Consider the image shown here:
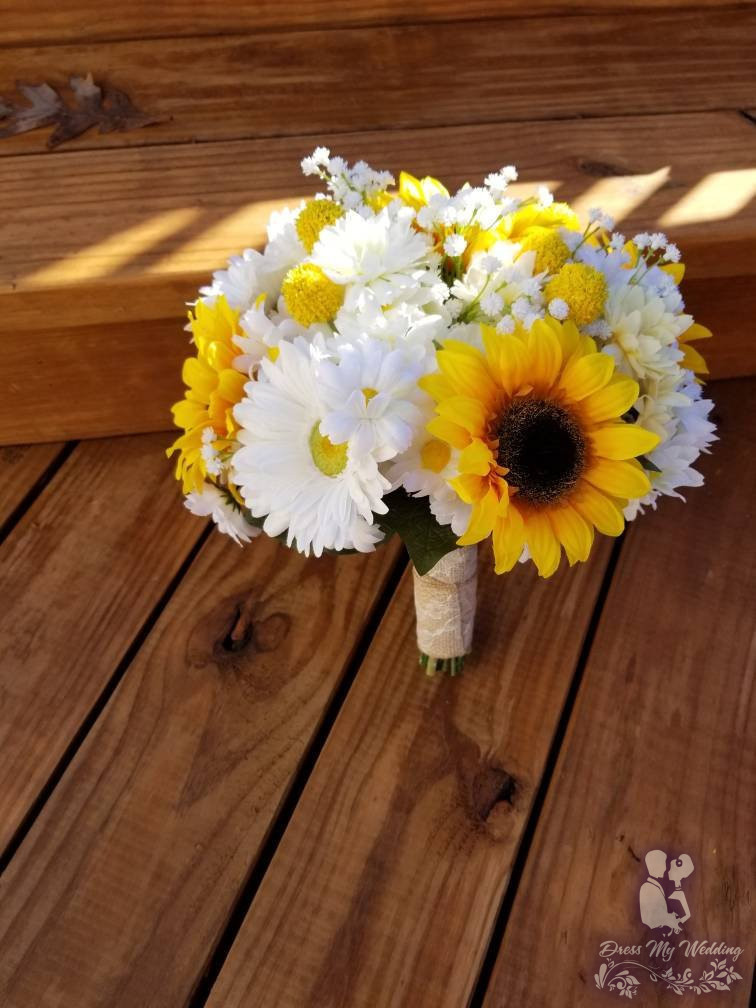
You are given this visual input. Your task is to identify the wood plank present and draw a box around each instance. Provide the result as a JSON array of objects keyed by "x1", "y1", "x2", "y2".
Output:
[
  {"x1": 0, "y1": 534, "x2": 402, "y2": 1007},
  {"x1": 1, "y1": 110, "x2": 752, "y2": 443},
  {"x1": 0, "y1": 432, "x2": 202, "y2": 855},
  {"x1": 0, "y1": 8, "x2": 755, "y2": 156},
  {"x1": 202, "y1": 541, "x2": 614, "y2": 1008},
  {"x1": 481, "y1": 378, "x2": 756, "y2": 1006},
  {"x1": 0, "y1": 442, "x2": 65, "y2": 527},
  {"x1": 2, "y1": 1, "x2": 750, "y2": 47}
]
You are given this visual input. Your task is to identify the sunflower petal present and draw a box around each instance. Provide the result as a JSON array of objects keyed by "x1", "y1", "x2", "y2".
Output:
[
  {"x1": 571, "y1": 482, "x2": 625, "y2": 537},
  {"x1": 458, "y1": 438, "x2": 493, "y2": 476},
  {"x1": 581, "y1": 378, "x2": 639, "y2": 423},
  {"x1": 526, "y1": 320, "x2": 562, "y2": 390},
  {"x1": 680, "y1": 342, "x2": 709, "y2": 375},
  {"x1": 426, "y1": 417, "x2": 470, "y2": 449},
  {"x1": 438, "y1": 347, "x2": 498, "y2": 403},
  {"x1": 437, "y1": 396, "x2": 489, "y2": 436},
  {"x1": 419, "y1": 372, "x2": 455, "y2": 402},
  {"x1": 492, "y1": 507, "x2": 526, "y2": 574},
  {"x1": 558, "y1": 352, "x2": 614, "y2": 401},
  {"x1": 548, "y1": 504, "x2": 593, "y2": 565},
  {"x1": 591, "y1": 424, "x2": 660, "y2": 460},
  {"x1": 585, "y1": 458, "x2": 651, "y2": 499},
  {"x1": 457, "y1": 488, "x2": 498, "y2": 544},
  {"x1": 525, "y1": 510, "x2": 561, "y2": 577},
  {"x1": 450, "y1": 473, "x2": 488, "y2": 504}
]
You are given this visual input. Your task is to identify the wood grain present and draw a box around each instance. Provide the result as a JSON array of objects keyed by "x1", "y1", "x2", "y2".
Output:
[
  {"x1": 0, "y1": 532, "x2": 402, "y2": 1007},
  {"x1": 2, "y1": 1, "x2": 750, "y2": 46},
  {"x1": 481, "y1": 378, "x2": 756, "y2": 1006},
  {"x1": 0, "y1": 432, "x2": 202, "y2": 854},
  {"x1": 202, "y1": 540, "x2": 613, "y2": 1008},
  {"x1": 1, "y1": 111, "x2": 751, "y2": 444},
  {"x1": 0, "y1": 442, "x2": 64, "y2": 526},
  {"x1": 0, "y1": 8, "x2": 754, "y2": 156}
]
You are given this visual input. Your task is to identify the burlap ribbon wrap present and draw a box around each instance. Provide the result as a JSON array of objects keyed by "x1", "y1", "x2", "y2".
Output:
[{"x1": 412, "y1": 545, "x2": 478, "y2": 661}]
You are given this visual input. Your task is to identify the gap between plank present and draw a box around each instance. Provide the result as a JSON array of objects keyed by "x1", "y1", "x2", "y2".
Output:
[
  {"x1": 0, "y1": 442, "x2": 77, "y2": 546},
  {"x1": 467, "y1": 532, "x2": 626, "y2": 1008},
  {"x1": 0, "y1": 520, "x2": 214, "y2": 874},
  {"x1": 187, "y1": 546, "x2": 409, "y2": 1008}
]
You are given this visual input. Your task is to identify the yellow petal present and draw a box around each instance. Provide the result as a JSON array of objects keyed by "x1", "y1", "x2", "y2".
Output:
[
  {"x1": 571, "y1": 482, "x2": 625, "y2": 537},
  {"x1": 492, "y1": 507, "x2": 525, "y2": 574},
  {"x1": 426, "y1": 416, "x2": 470, "y2": 450},
  {"x1": 182, "y1": 356, "x2": 215, "y2": 398},
  {"x1": 680, "y1": 343, "x2": 709, "y2": 375},
  {"x1": 581, "y1": 378, "x2": 639, "y2": 423},
  {"x1": 548, "y1": 504, "x2": 593, "y2": 565},
  {"x1": 437, "y1": 396, "x2": 489, "y2": 436},
  {"x1": 585, "y1": 458, "x2": 651, "y2": 499},
  {"x1": 450, "y1": 473, "x2": 488, "y2": 504},
  {"x1": 216, "y1": 368, "x2": 246, "y2": 404},
  {"x1": 419, "y1": 372, "x2": 455, "y2": 402},
  {"x1": 661, "y1": 262, "x2": 685, "y2": 284},
  {"x1": 457, "y1": 488, "x2": 498, "y2": 545},
  {"x1": 171, "y1": 399, "x2": 206, "y2": 430},
  {"x1": 681, "y1": 322, "x2": 713, "y2": 343},
  {"x1": 525, "y1": 510, "x2": 561, "y2": 577},
  {"x1": 526, "y1": 320, "x2": 562, "y2": 390},
  {"x1": 590, "y1": 424, "x2": 660, "y2": 460},
  {"x1": 482, "y1": 327, "x2": 527, "y2": 395},
  {"x1": 438, "y1": 348, "x2": 498, "y2": 403},
  {"x1": 459, "y1": 438, "x2": 493, "y2": 476},
  {"x1": 558, "y1": 352, "x2": 614, "y2": 401}
]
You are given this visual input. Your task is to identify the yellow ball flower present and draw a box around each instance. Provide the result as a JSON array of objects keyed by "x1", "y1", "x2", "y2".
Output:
[
  {"x1": 519, "y1": 226, "x2": 571, "y2": 275},
  {"x1": 282, "y1": 263, "x2": 345, "y2": 327},
  {"x1": 295, "y1": 199, "x2": 343, "y2": 253},
  {"x1": 544, "y1": 263, "x2": 608, "y2": 327}
]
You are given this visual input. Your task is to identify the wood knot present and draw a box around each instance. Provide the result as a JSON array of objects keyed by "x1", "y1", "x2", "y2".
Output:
[
  {"x1": 218, "y1": 604, "x2": 291, "y2": 655},
  {"x1": 577, "y1": 157, "x2": 627, "y2": 178},
  {"x1": 471, "y1": 766, "x2": 518, "y2": 821}
]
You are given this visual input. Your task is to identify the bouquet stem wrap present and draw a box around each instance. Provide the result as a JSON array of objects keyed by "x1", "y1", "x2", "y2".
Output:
[{"x1": 413, "y1": 545, "x2": 477, "y2": 674}]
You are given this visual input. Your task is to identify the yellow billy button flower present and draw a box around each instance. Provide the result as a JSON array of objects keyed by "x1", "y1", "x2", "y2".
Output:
[
  {"x1": 419, "y1": 318, "x2": 660, "y2": 578},
  {"x1": 309, "y1": 424, "x2": 348, "y2": 476},
  {"x1": 167, "y1": 295, "x2": 247, "y2": 493},
  {"x1": 518, "y1": 226, "x2": 571, "y2": 275},
  {"x1": 295, "y1": 198, "x2": 343, "y2": 253},
  {"x1": 282, "y1": 262, "x2": 344, "y2": 327},
  {"x1": 544, "y1": 262, "x2": 608, "y2": 327}
]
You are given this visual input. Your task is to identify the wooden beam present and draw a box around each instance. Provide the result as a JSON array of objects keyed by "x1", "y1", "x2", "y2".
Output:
[
  {"x1": 0, "y1": 9, "x2": 754, "y2": 155},
  {"x1": 1, "y1": 2, "x2": 752, "y2": 48},
  {"x1": 0, "y1": 531, "x2": 402, "y2": 1006},
  {"x1": 0, "y1": 442, "x2": 65, "y2": 526},
  {"x1": 202, "y1": 542, "x2": 613, "y2": 1008},
  {"x1": 0, "y1": 432, "x2": 203, "y2": 855},
  {"x1": 480, "y1": 378, "x2": 756, "y2": 1006},
  {"x1": 1, "y1": 111, "x2": 752, "y2": 443}
]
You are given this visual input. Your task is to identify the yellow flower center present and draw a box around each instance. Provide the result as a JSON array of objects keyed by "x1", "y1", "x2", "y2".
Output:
[
  {"x1": 266, "y1": 345, "x2": 280, "y2": 362},
  {"x1": 309, "y1": 424, "x2": 348, "y2": 477},
  {"x1": 295, "y1": 199, "x2": 344, "y2": 253},
  {"x1": 362, "y1": 387, "x2": 378, "y2": 401},
  {"x1": 420, "y1": 438, "x2": 451, "y2": 473},
  {"x1": 544, "y1": 263, "x2": 607, "y2": 327},
  {"x1": 519, "y1": 227, "x2": 571, "y2": 275},
  {"x1": 282, "y1": 263, "x2": 345, "y2": 328}
]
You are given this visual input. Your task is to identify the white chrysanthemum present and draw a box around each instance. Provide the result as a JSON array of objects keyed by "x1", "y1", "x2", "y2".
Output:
[
  {"x1": 199, "y1": 248, "x2": 270, "y2": 311},
  {"x1": 333, "y1": 298, "x2": 448, "y2": 360},
  {"x1": 233, "y1": 294, "x2": 302, "y2": 375},
  {"x1": 232, "y1": 341, "x2": 388, "y2": 556},
  {"x1": 185, "y1": 484, "x2": 260, "y2": 545},
  {"x1": 624, "y1": 373, "x2": 716, "y2": 519},
  {"x1": 603, "y1": 282, "x2": 691, "y2": 380},
  {"x1": 311, "y1": 206, "x2": 436, "y2": 309},
  {"x1": 387, "y1": 436, "x2": 471, "y2": 536},
  {"x1": 318, "y1": 339, "x2": 429, "y2": 462},
  {"x1": 264, "y1": 205, "x2": 306, "y2": 275}
]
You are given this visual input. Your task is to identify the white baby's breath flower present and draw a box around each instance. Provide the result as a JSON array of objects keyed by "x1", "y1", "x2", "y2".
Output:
[
  {"x1": 443, "y1": 234, "x2": 467, "y2": 257},
  {"x1": 548, "y1": 297, "x2": 569, "y2": 320}
]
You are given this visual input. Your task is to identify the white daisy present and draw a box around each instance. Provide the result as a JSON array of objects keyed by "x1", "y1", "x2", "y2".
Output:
[
  {"x1": 232, "y1": 341, "x2": 388, "y2": 556},
  {"x1": 311, "y1": 206, "x2": 437, "y2": 310},
  {"x1": 199, "y1": 248, "x2": 269, "y2": 311},
  {"x1": 185, "y1": 484, "x2": 260, "y2": 545},
  {"x1": 318, "y1": 339, "x2": 429, "y2": 462},
  {"x1": 233, "y1": 294, "x2": 302, "y2": 375}
]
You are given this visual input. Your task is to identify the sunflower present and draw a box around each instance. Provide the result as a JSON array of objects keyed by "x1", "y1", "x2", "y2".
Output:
[
  {"x1": 167, "y1": 295, "x2": 247, "y2": 493},
  {"x1": 420, "y1": 318, "x2": 660, "y2": 576}
]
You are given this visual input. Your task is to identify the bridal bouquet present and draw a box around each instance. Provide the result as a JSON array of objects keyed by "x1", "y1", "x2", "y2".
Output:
[{"x1": 168, "y1": 149, "x2": 715, "y2": 674}]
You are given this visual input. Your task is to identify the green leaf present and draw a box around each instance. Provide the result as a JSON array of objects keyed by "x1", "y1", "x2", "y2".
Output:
[
  {"x1": 378, "y1": 488, "x2": 459, "y2": 576},
  {"x1": 639, "y1": 454, "x2": 662, "y2": 473}
]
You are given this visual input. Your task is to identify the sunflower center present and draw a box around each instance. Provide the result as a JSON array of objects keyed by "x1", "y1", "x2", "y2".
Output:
[
  {"x1": 496, "y1": 399, "x2": 585, "y2": 504},
  {"x1": 309, "y1": 424, "x2": 348, "y2": 477}
]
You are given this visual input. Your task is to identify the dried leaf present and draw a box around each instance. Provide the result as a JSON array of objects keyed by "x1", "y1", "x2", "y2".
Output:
[{"x1": 0, "y1": 73, "x2": 165, "y2": 148}]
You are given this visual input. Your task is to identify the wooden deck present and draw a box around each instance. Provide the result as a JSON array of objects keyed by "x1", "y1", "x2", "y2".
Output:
[{"x1": 1, "y1": 2, "x2": 755, "y2": 1005}]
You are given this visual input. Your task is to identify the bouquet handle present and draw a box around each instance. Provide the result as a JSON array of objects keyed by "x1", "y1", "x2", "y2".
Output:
[{"x1": 413, "y1": 545, "x2": 478, "y2": 675}]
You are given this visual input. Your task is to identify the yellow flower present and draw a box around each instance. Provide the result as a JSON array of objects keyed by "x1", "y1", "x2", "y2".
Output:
[
  {"x1": 502, "y1": 201, "x2": 580, "y2": 242},
  {"x1": 519, "y1": 226, "x2": 572, "y2": 274},
  {"x1": 295, "y1": 198, "x2": 343, "y2": 253},
  {"x1": 420, "y1": 318, "x2": 660, "y2": 577},
  {"x1": 544, "y1": 263, "x2": 608, "y2": 326},
  {"x1": 167, "y1": 296, "x2": 247, "y2": 493},
  {"x1": 397, "y1": 170, "x2": 450, "y2": 210},
  {"x1": 678, "y1": 321, "x2": 712, "y2": 375},
  {"x1": 281, "y1": 262, "x2": 344, "y2": 327}
]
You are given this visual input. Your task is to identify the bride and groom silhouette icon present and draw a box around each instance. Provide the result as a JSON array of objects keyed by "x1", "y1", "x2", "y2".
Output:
[{"x1": 639, "y1": 850, "x2": 694, "y2": 936}]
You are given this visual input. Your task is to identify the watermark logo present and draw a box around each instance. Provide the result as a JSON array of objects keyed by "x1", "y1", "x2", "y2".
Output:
[{"x1": 594, "y1": 849, "x2": 744, "y2": 997}]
